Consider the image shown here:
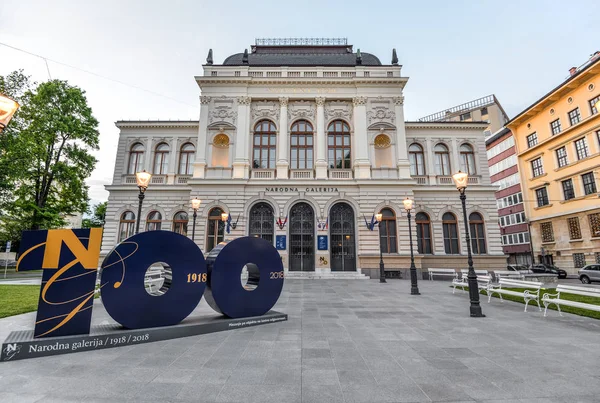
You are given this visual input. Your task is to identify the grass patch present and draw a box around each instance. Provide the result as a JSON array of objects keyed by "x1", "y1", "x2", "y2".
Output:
[
  {"x1": 0, "y1": 285, "x2": 40, "y2": 318},
  {"x1": 455, "y1": 286, "x2": 600, "y2": 320}
]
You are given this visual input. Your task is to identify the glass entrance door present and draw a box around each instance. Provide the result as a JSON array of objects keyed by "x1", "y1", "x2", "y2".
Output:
[
  {"x1": 330, "y1": 202, "x2": 356, "y2": 271},
  {"x1": 289, "y1": 202, "x2": 315, "y2": 272}
]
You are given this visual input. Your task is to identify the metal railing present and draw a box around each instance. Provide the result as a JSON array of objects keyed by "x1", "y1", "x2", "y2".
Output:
[
  {"x1": 255, "y1": 38, "x2": 347, "y2": 46},
  {"x1": 418, "y1": 95, "x2": 496, "y2": 122}
]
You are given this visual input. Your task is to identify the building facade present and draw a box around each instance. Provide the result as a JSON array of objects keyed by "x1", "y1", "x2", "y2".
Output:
[
  {"x1": 417, "y1": 95, "x2": 509, "y2": 138},
  {"x1": 507, "y1": 52, "x2": 600, "y2": 274},
  {"x1": 102, "y1": 39, "x2": 505, "y2": 278},
  {"x1": 486, "y1": 128, "x2": 532, "y2": 265}
]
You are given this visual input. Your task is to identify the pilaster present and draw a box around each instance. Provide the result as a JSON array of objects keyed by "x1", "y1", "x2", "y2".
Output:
[
  {"x1": 393, "y1": 96, "x2": 411, "y2": 178},
  {"x1": 352, "y1": 96, "x2": 371, "y2": 179},
  {"x1": 193, "y1": 96, "x2": 211, "y2": 178},
  {"x1": 276, "y1": 97, "x2": 289, "y2": 179},
  {"x1": 315, "y1": 97, "x2": 327, "y2": 179},
  {"x1": 233, "y1": 96, "x2": 251, "y2": 179}
]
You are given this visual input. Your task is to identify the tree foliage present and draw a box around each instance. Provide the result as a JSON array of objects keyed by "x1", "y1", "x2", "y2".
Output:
[
  {"x1": 0, "y1": 72, "x2": 99, "y2": 241},
  {"x1": 82, "y1": 201, "x2": 107, "y2": 228}
]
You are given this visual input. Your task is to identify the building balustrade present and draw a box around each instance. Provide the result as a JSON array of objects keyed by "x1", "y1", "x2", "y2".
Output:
[
  {"x1": 412, "y1": 176, "x2": 428, "y2": 185},
  {"x1": 176, "y1": 175, "x2": 191, "y2": 184},
  {"x1": 290, "y1": 170, "x2": 314, "y2": 179},
  {"x1": 437, "y1": 176, "x2": 454, "y2": 185},
  {"x1": 251, "y1": 169, "x2": 276, "y2": 179},
  {"x1": 151, "y1": 175, "x2": 166, "y2": 184},
  {"x1": 329, "y1": 169, "x2": 353, "y2": 179}
]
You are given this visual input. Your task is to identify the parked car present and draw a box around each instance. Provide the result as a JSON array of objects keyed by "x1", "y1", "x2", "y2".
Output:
[
  {"x1": 531, "y1": 264, "x2": 567, "y2": 279},
  {"x1": 579, "y1": 264, "x2": 600, "y2": 284},
  {"x1": 507, "y1": 264, "x2": 532, "y2": 273}
]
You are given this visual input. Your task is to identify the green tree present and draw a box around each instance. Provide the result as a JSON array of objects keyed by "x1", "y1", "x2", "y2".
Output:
[
  {"x1": 82, "y1": 201, "x2": 107, "y2": 228},
  {"x1": 0, "y1": 75, "x2": 99, "y2": 239}
]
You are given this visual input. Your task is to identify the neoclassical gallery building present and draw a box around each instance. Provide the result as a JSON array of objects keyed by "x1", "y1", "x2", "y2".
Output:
[{"x1": 102, "y1": 38, "x2": 505, "y2": 278}]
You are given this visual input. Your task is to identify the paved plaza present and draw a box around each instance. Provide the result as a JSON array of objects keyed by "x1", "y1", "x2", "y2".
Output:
[{"x1": 1, "y1": 279, "x2": 600, "y2": 403}]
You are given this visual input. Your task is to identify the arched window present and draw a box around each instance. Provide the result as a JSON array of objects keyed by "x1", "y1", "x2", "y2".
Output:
[
  {"x1": 415, "y1": 212, "x2": 432, "y2": 254},
  {"x1": 128, "y1": 143, "x2": 145, "y2": 174},
  {"x1": 327, "y1": 120, "x2": 351, "y2": 169},
  {"x1": 378, "y1": 208, "x2": 397, "y2": 253},
  {"x1": 253, "y1": 120, "x2": 277, "y2": 169},
  {"x1": 290, "y1": 120, "x2": 314, "y2": 169},
  {"x1": 249, "y1": 202, "x2": 274, "y2": 243},
  {"x1": 118, "y1": 211, "x2": 135, "y2": 242},
  {"x1": 460, "y1": 144, "x2": 476, "y2": 175},
  {"x1": 409, "y1": 143, "x2": 425, "y2": 176},
  {"x1": 211, "y1": 134, "x2": 230, "y2": 167},
  {"x1": 434, "y1": 144, "x2": 451, "y2": 176},
  {"x1": 153, "y1": 143, "x2": 169, "y2": 174},
  {"x1": 179, "y1": 143, "x2": 195, "y2": 175},
  {"x1": 206, "y1": 207, "x2": 225, "y2": 251},
  {"x1": 442, "y1": 212, "x2": 459, "y2": 254},
  {"x1": 146, "y1": 211, "x2": 162, "y2": 231},
  {"x1": 469, "y1": 212, "x2": 486, "y2": 254},
  {"x1": 172, "y1": 211, "x2": 188, "y2": 236}
]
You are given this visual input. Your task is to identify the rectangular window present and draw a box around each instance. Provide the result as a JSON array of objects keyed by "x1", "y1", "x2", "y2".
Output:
[
  {"x1": 574, "y1": 137, "x2": 589, "y2": 160},
  {"x1": 487, "y1": 136, "x2": 515, "y2": 160},
  {"x1": 556, "y1": 146, "x2": 568, "y2": 168},
  {"x1": 527, "y1": 133, "x2": 538, "y2": 148},
  {"x1": 590, "y1": 95, "x2": 600, "y2": 115},
  {"x1": 568, "y1": 107, "x2": 581, "y2": 126},
  {"x1": 541, "y1": 222, "x2": 554, "y2": 242},
  {"x1": 568, "y1": 217, "x2": 582, "y2": 240},
  {"x1": 589, "y1": 213, "x2": 600, "y2": 237},
  {"x1": 531, "y1": 157, "x2": 544, "y2": 177},
  {"x1": 582, "y1": 172, "x2": 597, "y2": 195},
  {"x1": 550, "y1": 119, "x2": 562, "y2": 135},
  {"x1": 460, "y1": 112, "x2": 471, "y2": 121},
  {"x1": 536, "y1": 187, "x2": 549, "y2": 207},
  {"x1": 573, "y1": 253, "x2": 586, "y2": 269},
  {"x1": 562, "y1": 179, "x2": 575, "y2": 200},
  {"x1": 596, "y1": 252, "x2": 600, "y2": 264}
]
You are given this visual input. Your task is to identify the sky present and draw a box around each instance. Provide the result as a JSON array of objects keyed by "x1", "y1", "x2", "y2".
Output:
[{"x1": 1, "y1": 0, "x2": 599, "y2": 206}]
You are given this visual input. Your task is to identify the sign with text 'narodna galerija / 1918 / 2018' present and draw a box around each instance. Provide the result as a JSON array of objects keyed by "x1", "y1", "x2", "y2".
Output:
[{"x1": 16, "y1": 228, "x2": 285, "y2": 338}]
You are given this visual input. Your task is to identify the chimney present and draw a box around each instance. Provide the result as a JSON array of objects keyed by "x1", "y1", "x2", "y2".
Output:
[{"x1": 569, "y1": 67, "x2": 577, "y2": 76}]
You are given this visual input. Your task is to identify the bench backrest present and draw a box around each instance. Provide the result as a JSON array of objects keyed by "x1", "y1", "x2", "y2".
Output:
[
  {"x1": 477, "y1": 275, "x2": 492, "y2": 283},
  {"x1": 428, "y1": 268, "x2": 456, "y2": 273},
  {"x1": 494, "y1": 270, "x2": 523, "y2": 277},
  {"x1": 498, "y1": 278, "x2": 542, "y2": 289},
  {"x1": 460, "y1": 269, "x2": 489, "y2": 275},
  {"x1": 556, "y1": 284, "x2": 600, "y2": 298}
]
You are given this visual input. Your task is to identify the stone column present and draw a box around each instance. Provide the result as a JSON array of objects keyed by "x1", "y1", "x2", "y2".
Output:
[
  {"x1": 352, "y1": 96, "x2": 371, "y2": 179},
  {"x1": 233, "y1": 96, "x2": 251, "y2": 179},
  {"x1": 193, "y1": 96, "x2": 211, "y2": 178},
  {"x1": 393, "y1": 96, "x2": 411, "y2": 178},
  {"x1": 315, "y1": 97, "x2": 327, "y2": 179},
  {"x1": 426, "y1": 137, "x2": 436, "y2": 185},
  {"x1": 276, "y1": 97, "x2": 289, "y2": 179},
  {"x1": 451, "y1": 137, "x2": 460, "y2": 176}
]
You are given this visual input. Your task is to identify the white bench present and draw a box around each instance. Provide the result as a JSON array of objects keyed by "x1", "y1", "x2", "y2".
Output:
[
  {"x1": 428, "y1": 268, "x2": 457, "y2": 281},
  {"x1": 542, "y1": 284, "x2": 600, "y2": 317},
  {"x1": 493, "y1": 270, "x2": 525, "y2": 280},
  {"x1": 452, "y1": 275, "x2": 492, "y2": 294},
  {"x1": 460, "y1": 269, "x2": 489, "y2": 279},
  {"x1": 487, "y1": 278, "x2": 543, "y2": 312}
]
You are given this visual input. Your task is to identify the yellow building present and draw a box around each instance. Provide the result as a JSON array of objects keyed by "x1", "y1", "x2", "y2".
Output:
[{"x1": 507, "y1": 53, "x2": 600, "y2": 274}]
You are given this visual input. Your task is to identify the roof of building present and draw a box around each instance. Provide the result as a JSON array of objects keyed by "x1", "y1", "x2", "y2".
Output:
[
  {"x1": 221, "y1": 38, "x2": 383, "y2": 67},
  {"x1": 417, "y1": 94, "x2": 509, "y2": 123},
  {"x1": 506, "y1": 52, "x2": 600, "y2": 126},
  {"x1": 485, "y1": 127, "x2": 511, "y2": 147}
]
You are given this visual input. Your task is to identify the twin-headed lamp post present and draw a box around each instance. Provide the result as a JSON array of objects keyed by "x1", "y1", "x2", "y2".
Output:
[
  {"x1": 135, "y1": 170, "x2": 152, "y2": 234},
  {"x1": 452, "y1": 170, "x2": 485, "y2": 318},
  {"x1": 191, "y1": 198, "x2": 202, "y2": 241},
  {"x1": 403, "y1": 197, "x2": 420, "y2": 295},
  {"x1": 375, "y1": 213, "x2": 386, "y2": 283},
  {"x1": 0, "y1": 94, "x2": 19, "y2": 133}
]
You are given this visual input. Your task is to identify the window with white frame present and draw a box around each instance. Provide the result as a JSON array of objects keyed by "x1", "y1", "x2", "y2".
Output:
[
  {"x1": 492, "y1": 173, "x2": 520, "y2": 190},
  {"x1": 499, "y1": 212, "x2": 527, "y2": 227},
  {"x1": 489, "y1": 154, "x2": 517, "y2": 176},
  {"x1": 501, "y1": 231, "x2": 530, "y2": 245},
  {"x1": 496, "y1": 192, "x2": 523, "y2": 209},
  {"x1": 487, "y1": 136, "x2": 515, "y2": 160}
]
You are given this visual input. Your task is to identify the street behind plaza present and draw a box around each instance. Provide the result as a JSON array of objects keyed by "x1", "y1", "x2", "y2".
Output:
[{"x1": 1, "y1": 279, "x2": 599, "y2": 403}]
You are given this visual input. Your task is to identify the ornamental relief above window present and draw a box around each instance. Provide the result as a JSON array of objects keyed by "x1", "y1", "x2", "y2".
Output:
[
  {"x1": 324, "y1": 101, "x2": 352, "y2": 121},
  {"x1": 287, "y1": 101, "x2": 316, "y2": 121},
  {"x1": 250, "y1": 101, "x2": 280, "y2": 122},
  {"x1": 209, "y1": 97, "x2": 237, "y2": 125}
]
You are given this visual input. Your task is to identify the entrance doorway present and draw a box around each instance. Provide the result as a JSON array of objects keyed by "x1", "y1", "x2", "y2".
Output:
[
  {"x1": 329, "y1": 202, "x2": 356, "y2": 271},
  {"x1": 289, "y1": 202, "x2": 315, "y2": 271}
]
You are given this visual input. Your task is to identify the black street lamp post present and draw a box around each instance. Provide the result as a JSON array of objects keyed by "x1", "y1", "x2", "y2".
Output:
[
  {"x1": 452, "y1": 170, "x2": 485, "y2": 318},
  {"x1": 191, "y1": 198, "x2": 201, "y2": 241},
  {"x1": 135, "y1": 170, "x2": 151, "y2": 234},
  {"x1": 375, "y1": 213, "x2": 386, "y2": 283},
  {"x1": 403, "y1": 197, "x2": 420, "y2": 295}
]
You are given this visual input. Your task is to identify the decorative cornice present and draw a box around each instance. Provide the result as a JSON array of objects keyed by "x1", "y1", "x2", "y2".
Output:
[
  {"x1": 200, "y1": 96, "x2": 211, "y2": 104},
  {"x1": 405, "y1": 121, "x2": 489, "y2": 130},
  {"x1": 315, "y1": 97, "x2": 326, "y2": 106},
  {"x1": 115, "y1": 121, "x2": 199, "y2": 129},
  {"x1": 237, "y1": 96, "x2": 252, "y2": 105},
  {"x1": 278, "y1": 97, "x2": 289, "y2": 107},
  {"x1": 393, "y1": 96, "x2": 404, "y2": 105},
  {"x1": 352, "y1": 96, "x2": 367, "y2": 106}
]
